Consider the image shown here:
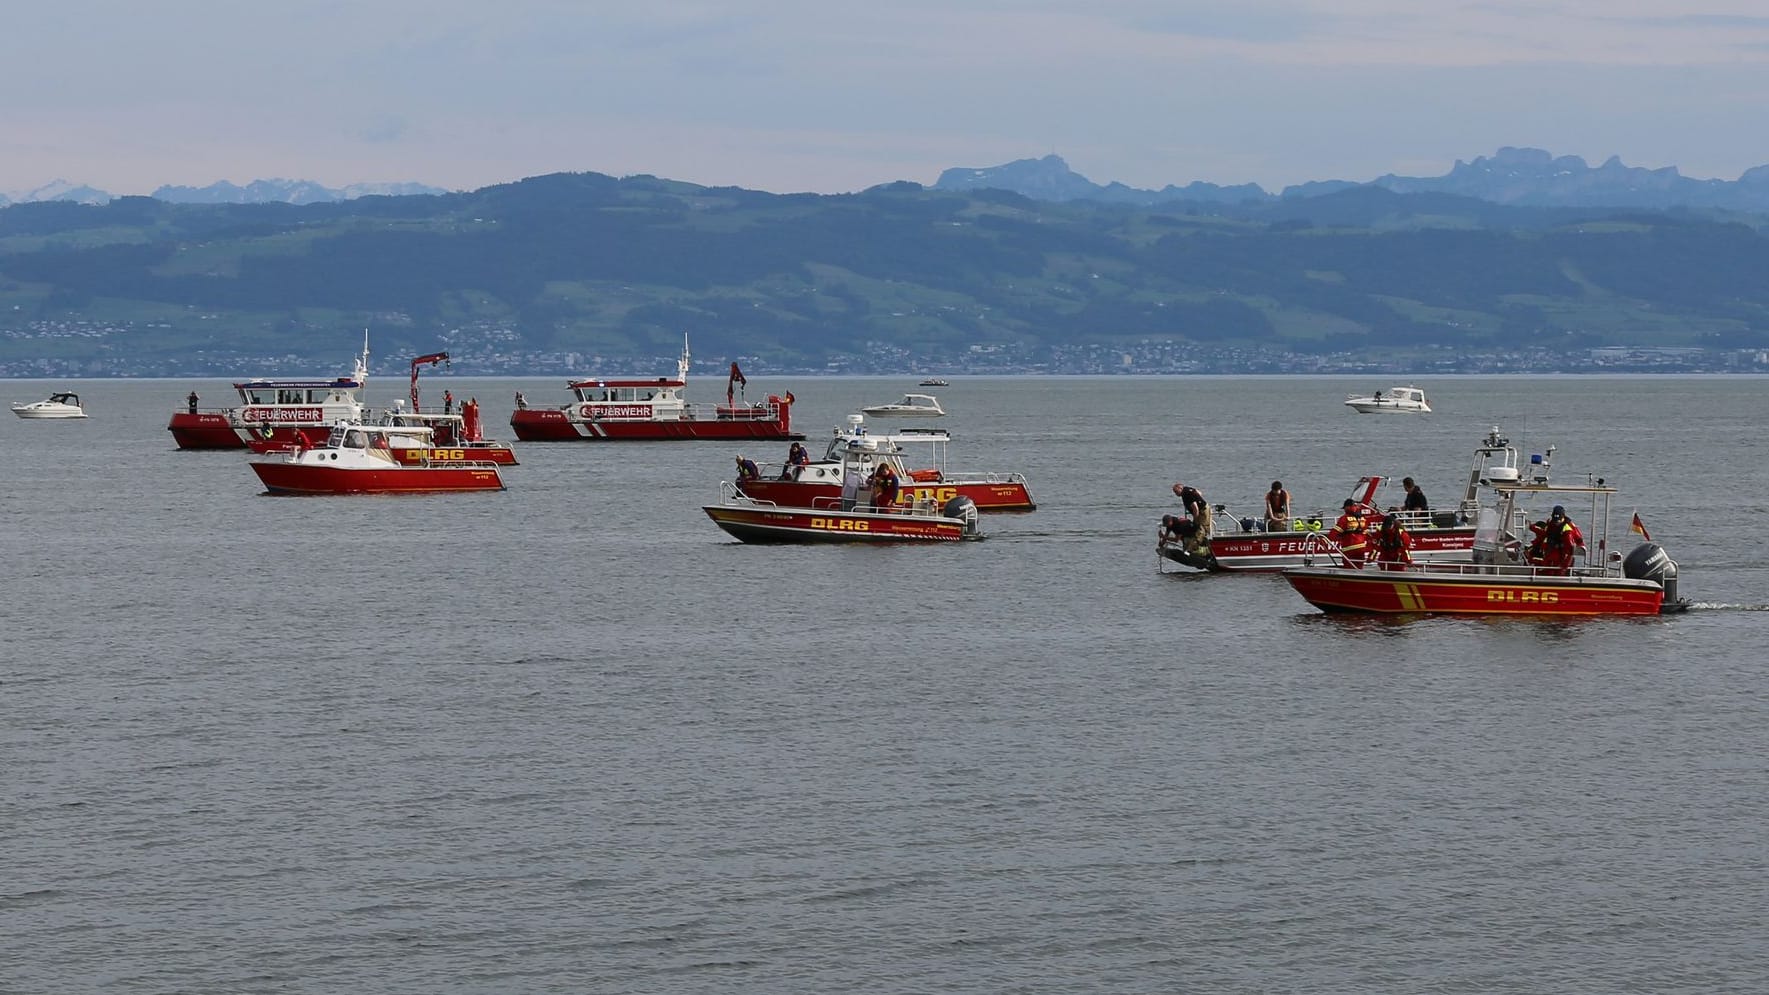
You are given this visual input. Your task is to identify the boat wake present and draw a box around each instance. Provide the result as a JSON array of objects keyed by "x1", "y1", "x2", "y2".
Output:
[{"x1": 1682, "y1": 601, "x2": 1769, "y2": 612}]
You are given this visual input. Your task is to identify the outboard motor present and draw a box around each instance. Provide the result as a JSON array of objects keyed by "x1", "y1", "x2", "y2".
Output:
[
  {"x1": 1623, "y1": 542, "x2": 1680, "y2": 606},
  {"x1": 943, "y1": 495, "x2": 981, "y2": 537}
]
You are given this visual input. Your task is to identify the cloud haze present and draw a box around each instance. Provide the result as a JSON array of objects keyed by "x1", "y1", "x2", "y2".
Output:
[{"x1": 6, "y1": 0, "x2": 1769, "y2": 198}]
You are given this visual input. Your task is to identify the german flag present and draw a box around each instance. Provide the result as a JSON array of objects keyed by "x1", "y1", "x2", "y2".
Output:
[{"x1": 1630, "y1": 512, "x2": 1651, "y2": 542}]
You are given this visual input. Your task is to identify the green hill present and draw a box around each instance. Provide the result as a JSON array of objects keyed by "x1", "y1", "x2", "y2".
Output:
[{"x1": 4, "y1": 173, "x2": 1769, "y2": 375}]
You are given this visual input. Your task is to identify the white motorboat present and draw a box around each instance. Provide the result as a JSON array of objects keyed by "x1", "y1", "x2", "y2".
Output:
[
  {"x1": 861, "y1": 393, "x2": 945, "y2": 418},
  {"x1": 11, "y1": 391, "x2": 88, "y2": 419},
  {"x1": 1345, "y1": 385, "x2": 1430, "y2": 414}
]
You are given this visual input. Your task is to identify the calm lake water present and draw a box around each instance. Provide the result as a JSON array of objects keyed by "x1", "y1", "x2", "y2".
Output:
[{"x1": 6, "y1": 374, "x2": 1768, "y2": 993}]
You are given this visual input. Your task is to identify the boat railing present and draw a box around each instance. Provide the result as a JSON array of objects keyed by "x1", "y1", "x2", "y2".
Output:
[
  {"x1": 943, "y1": 469, "x2": 1029, "y2": 485},
  {"x1": 1376, "y1": 508, "x2": 1464, "y2": 531},
  {"x1": 1212, "y1": 504, "x2": 1329, "y2": 536},
  {"x1": 1373, "y1": 558, "x2": 1620, "y2": 581},
  {"x1": 692, "y1": 400, "x2": 781, "y2": 421}
]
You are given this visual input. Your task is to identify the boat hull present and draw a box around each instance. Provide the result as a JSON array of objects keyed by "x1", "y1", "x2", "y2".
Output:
[
  {"x1": 1345, "y1": 402, "x2": 1430, "y2": 414},
  {"x1": 12, "y1": 407, "x2": 87, "y2": 419},
  {"x1": 1284, "y1": 565, "x2": 1666, "y2": 616},
  {"x1": 737, "y1": 477, "x2": 1035, "y2": 512},
  {"x1": 511, "y1": 408, "x2": 802, "y2": 442},
  {"x1": 168, "y1": 412, "x2": 246, "y2": 447},
  {"x1": 251, "y1": 462, "x2": 505, "y2": 495},
  {"x1": 703, "y1": 504, "x2": 969, "y2": 543}
]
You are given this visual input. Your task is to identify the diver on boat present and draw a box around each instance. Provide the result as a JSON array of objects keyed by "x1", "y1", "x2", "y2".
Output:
[{"x1": 1158, "y1": 514, "x2": 1198, "y2": 550}]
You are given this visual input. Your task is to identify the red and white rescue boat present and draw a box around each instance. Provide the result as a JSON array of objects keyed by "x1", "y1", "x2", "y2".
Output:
[
  {"x1": 246, "y1": 402, "x2": 518, "y2": 465},
  {"x1": 1283, "y1": 435, "x2": 1689, "y2": 616},
  {"x1": 1157, "y1": 427, "x2": 1530, "y2": 572},
  {"x1": 735, "y1": 414, "x2": 1036, "y2": 511},
  {"x1": 705, "y1": 438, "x2": 984, "y2": 543},
  {"x1": 510, "y1": 335, "x2": 801, "y2": 442},
  {"x1": 169, "y1": 333, "x2": 371, "y2": 449},
  {"x1": 250, "y1": 422, "x2": 506, "y2": 495}
]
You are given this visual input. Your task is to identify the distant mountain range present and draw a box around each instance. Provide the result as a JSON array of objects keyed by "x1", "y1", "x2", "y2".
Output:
[
  {"x1": 10, "y1": 146, "x2": 1769, "y2": 213},
  {"x1": 934, "y1": 147, "x2": 1769, "y2": 212},
  {"x1": 0, "y1": 177, "x2": 449, "y2": 207}
]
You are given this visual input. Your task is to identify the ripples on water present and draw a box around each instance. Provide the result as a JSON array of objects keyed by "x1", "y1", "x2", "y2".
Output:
[{"x1": 6, "y1": 375, "x2": 1768, "y2": 992}]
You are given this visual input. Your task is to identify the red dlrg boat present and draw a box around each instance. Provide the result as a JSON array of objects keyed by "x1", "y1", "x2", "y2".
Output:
[
  {"x1": 735, "y1": 414, "x2": 1035, "y2": 512},
  {"x1": 249, "y1": 422, "x2": 506, "y2": 495},
  {"x1": 1283, "y1": 436, "x2": 1689, "y2": 617}
]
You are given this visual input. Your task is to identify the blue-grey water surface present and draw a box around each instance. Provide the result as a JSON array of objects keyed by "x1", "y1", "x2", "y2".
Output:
[{"x1": 5, "y1": 374, "x2": 1767, "y2": 993}]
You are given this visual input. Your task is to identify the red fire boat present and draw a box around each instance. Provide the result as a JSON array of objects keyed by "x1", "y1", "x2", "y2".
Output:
[
  {"x1": 509, "y1": 335, "x2": 800, "y2": 441},
  {"x1": 169, "y1": 333, "x2": 371, "y2": 449}
]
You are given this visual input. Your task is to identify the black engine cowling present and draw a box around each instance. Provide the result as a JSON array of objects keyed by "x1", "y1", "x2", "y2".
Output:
[
  {"x1": 943, "y1": 495, "x2": 980, "y2": 535},
  {"x1": 1623, "y1": 542, "x2": 1680, "y2": 603}
]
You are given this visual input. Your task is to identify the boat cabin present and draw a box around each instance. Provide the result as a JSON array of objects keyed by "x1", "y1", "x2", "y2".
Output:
[
  {"x1": 321, "y1": 421, "x2": 433, "y2": 453},
  {"x1": 569, "y1": 381, "x2": 678, "y2": 403},
  {"x1": 48, "y1": 392, "x2": 82, "y2": 407},
  {"x1": 235, "y1": 379, "x2": 363, "y2": 406}
]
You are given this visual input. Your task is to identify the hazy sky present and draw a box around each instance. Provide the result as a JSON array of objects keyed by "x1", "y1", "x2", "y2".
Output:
[{"x1": 7, "y1": 0, "x2": 1769, "y2": 198}]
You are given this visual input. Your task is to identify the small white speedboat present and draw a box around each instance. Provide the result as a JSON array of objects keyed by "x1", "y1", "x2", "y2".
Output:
[
  {"x1": 1345, "y1": 385, "x2": 1430, "y2": 414},
  {"x1": 11, "y1": 391, "x2": 88, "y2": 419},
  {"x1": 861, "y1": 393, "x2": 945, "y2": 418}
]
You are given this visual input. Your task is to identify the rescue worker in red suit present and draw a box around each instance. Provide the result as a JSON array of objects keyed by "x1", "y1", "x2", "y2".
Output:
[
  {"x1": 1328, "y1": 498, "x2": 1371, "y2": 564},
  {"x1": 1527, "y1": 505, "x2": 1585, "y2": 574},
  {"x1": 1371, "y1": 513, "x2": 1413, "y2": 570},
  {"x1": 869, "y1": 463, "x2": 901, "y2": 510}
]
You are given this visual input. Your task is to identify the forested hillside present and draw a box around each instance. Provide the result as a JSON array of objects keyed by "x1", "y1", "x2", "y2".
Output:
[{"x1": 4, "y1": 172, "x2": 1768, "y2": 375}]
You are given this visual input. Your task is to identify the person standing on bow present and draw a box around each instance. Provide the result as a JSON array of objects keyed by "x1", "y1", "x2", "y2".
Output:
[
  {"x1": 1264, "y1": 480, "x2": 1291, "y2": 532},
  {"x1": 1172, "y1": 482, "x2": 1212, "y2": 540},
  {"x1": 1328, "y1": 498, "x2": 1371, "y2": 564},
  {"x1": 186, "y1": 390, "x2": 199, "y2": 414}
]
